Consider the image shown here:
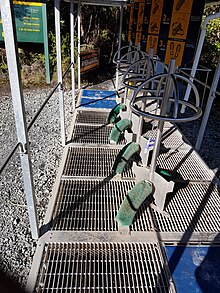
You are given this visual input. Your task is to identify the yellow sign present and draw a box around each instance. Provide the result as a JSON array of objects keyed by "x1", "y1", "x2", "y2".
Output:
[
  {"x1": 128, "y1": 6, "x2": 134, "y2": 32},
  {"x1": 135, "y1": 32, "x2": 142, "y2": 45},
  {"x1": 128, "y1": 30, "x2": 132, "y2": 42},
  {"x1": 150, "y1": 0, "x2": 164, "y2": 17},
  {"x1": 14, "y1": 1, "x2": 42, "y2": 6},
  {"x1": 146, "y1": 35, "x2": 159, "y2": 54},
  {"x1": 136, "y1": 3, "x2": 145, "y2": 32},
  {"x1": 165, "y1": 40, "x2": 185, "y2": 66},
  {"x1": 169, "y1": 13, "x2": 190, "y2": 39},
  {"x1": 173, "y1": 0, "x2": 193, "y2": 14},
  {"x1": 148, "y1": 15, "x2": 161, "y2": 34}
]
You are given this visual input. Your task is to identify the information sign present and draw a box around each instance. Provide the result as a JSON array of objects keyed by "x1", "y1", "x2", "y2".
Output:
[
  {"x1": 127, "y1": 0, "x2": 206, "y2": 66},
  {"x1": 80, "y1": 49, "x2": 100, "y2": 74},
  {"x1": 0, "y1": 1, "x2": 50, "y2": 83},
  {"x1": 0, "y1": 1, "x2": 44, "y2": 43}
]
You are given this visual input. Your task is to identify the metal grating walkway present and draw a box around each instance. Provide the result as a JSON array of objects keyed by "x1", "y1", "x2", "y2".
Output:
[
  {"x1": 27, "y1": 90, "x2": 220, "y2": 292},
  {"x1": 34, "y1": 242, "x2": 172, "y2": 293},
  {"x1": 63, "y1": 146, "x2": 135, "y2": 178}
]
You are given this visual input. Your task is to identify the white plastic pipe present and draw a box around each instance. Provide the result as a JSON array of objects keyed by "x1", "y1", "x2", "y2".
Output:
[{"x1": 181, "y1": 12, "x2": 220, "y2": 113}]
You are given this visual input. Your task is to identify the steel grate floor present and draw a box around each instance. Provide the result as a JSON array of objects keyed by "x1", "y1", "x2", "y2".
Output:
[
  {"x1": 157, "y1": 148, "x2": 214, "y2": 182},
  {"x1": 151, "y1": 183, "x2": 220, "y2": 232},
  {"x1": 51, "y1": 180, "x2": 153, "y2": 231},
  {"x1": 35, "y1": 242, "x2": 172, "y2": 293},
  {"x1": 63, "y1": 147, "x2": 135, "y2": 179},
  {"x1": 76, "y1": 110, "x2": 109, "y2": 125},
  {"x1": 144, "y1": 126, "x2": 188, "y2": 149},
  {"x1": 72, "y1": 125, "x2": 126, "y2": 145}
]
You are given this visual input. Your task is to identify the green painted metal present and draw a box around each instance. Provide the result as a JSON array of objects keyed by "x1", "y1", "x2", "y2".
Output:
[{"x1": 0, "y1": 1, "x2": 50, "y2": 83}]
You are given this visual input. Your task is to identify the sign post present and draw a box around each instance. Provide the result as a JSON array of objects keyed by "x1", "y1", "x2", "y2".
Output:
[{"x1": 0, "y1": 1, "x2": 50, "y2": 83}]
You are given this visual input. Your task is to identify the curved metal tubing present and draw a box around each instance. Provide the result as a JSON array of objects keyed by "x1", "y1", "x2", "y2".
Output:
[
  {"x1": 122, "y1": 59, "x2": 168, "y2": 90},
  {"x1": 113, "y1": 45, "x2": 137, "y2": 64},
  {"x1": 131, "y1": 97, "x2": 202, "y2": 122},
  {"x1": 118, "y1": 50, "x2": 148, "y2": 74},
  {"x1": 130, "y1": 73, "x2": 202, "y2": 123}
]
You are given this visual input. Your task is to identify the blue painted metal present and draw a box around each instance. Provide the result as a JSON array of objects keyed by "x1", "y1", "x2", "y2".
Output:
[
  {"x1": 80, "y1": 98, "x2": 117, "y2": 109},
  {"x1": 81, "y1": 90, "x2": 116, "y2": 99},
  {"x1": 166, "y1": 245, "x2": 220, "y2": 293}
]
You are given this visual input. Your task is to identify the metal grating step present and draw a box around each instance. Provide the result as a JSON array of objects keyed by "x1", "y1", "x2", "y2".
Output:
[
  {"x1": 76, "y1": 110, "x2": 109, "y2": 125},
  {"x1": 51, "y1": 180, "x2": 153, "y2": 231},
  {"x1": 63, "y1": 147, "x2": 135, "y2": 179},
  {"x1": 72, "y1": 125, "x2": 125, "y2": 145},
  {"x1": 34, "y1": 242, "x2": 173, "y2": 292},
  {"x1": 151, "y1": 183, "x2": 220, "y2": 232},
  {"x1": 157, "y1": 149, "x2": 214, "y2": 182}
]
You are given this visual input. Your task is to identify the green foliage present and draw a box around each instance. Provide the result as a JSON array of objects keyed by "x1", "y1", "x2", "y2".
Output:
[{"x1": 201, "y1": 5, "x2": 220, "y2": 69}]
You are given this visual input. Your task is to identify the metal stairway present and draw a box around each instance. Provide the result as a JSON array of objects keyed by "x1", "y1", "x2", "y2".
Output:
[{"x1": 27, "y1": 89, "x2": 220, "y2": 292}]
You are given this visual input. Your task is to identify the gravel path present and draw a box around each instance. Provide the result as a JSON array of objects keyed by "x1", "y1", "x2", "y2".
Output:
[
  {"x1": 0, "y1": 81, "x2": 219, "y2": 290},
  {"x1": 0, "y1": 86, "x2": 74, "y2": 289}
]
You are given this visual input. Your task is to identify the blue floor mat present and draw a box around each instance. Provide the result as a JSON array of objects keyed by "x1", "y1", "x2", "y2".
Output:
[
  {"x1": 80, "y1": 98, "x2": 117, "y2": 109},
  {"x1": 166, "y1": 245, "x2": 220, "y2": 293},
  {"x1": 81, "y1": 89, "x2": 116, "y2": 99}
]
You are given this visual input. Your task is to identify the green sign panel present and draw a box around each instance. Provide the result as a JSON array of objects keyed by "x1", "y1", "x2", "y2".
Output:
[{"x1": 0, "y1": 1, "x2": 44, "y2": 43}]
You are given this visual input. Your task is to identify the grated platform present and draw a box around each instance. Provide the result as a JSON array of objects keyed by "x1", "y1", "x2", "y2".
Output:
[
  {"x1": 63, "y1": 146, "x2": 135, "y2": 179},
  {"x1": 76, "y1": 110, "x2": 109, "y2": 125},
  {"x1": 72, "y1": 125, "x2": 126, "y2": 145},
  {"x1": 28, "y1": 89, "x2": 220, "y2": 292},
  {"x1": 151, "y1": 183, "x2": 220, "y2": 233},
  {"x1": 34, "y1": 242, "x2": 172, "y2": 293},
  {"x1": 157, "y1": 148, "x2": 214, "y2": 182},
  {"x1": 51, "y1": 179, "x2": 153, "y2": 232}
]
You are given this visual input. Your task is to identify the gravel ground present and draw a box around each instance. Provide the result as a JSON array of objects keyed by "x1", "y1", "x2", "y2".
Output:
[
  {"x1": 0, "y1": 80, "x2": 219, "y2": 290},
  {"x1": 0, "y1": 85, "x2": 74, "y2": 289}
]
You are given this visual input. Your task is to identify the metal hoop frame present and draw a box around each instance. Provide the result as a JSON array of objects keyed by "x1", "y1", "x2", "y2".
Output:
[
  {"x1": 122, "y1": 58, "x2": 168, "y2": 90},
  {"x1": 130, "y1": 73, "x2": 202, "y2": 123}
]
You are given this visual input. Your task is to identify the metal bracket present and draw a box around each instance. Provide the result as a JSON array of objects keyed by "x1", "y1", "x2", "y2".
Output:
[
  {"x1": 118, "y1": 225, "x2": 131, "y2": 236},
  {"x1": 18, "y1": 142, "x2": 28, "y2": 154}
]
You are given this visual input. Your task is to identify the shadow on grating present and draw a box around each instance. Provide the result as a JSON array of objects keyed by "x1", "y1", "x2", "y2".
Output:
[
  {"x1": 144, "y1": 126, "x2": 188, "y2": 149},
  {"x1": 35, "y1": 242, "x2": 172, "y2": 293},
  {"x1": 71, "y1": 125, "x2": 126, "y2": 145},
  {"x1": 157, "y1": 148, "x2": 214, "y2": 182},
  {"x1": 63, "y1": 147, "x2": 135, "y2": 179},
  {"x1": 151, "y1": 183, "x2": 220, "y2": 232},
  {"x1": 51, "y1": 180, "x2": 153, "y2": 232}
]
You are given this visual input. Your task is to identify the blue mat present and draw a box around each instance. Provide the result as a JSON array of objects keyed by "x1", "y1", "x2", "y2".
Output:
[
  {"x1": 80, "y1": 98, "x2": 117, "y2": 109},
  {"x1": 81, "y1": 90, "x2": 116, "y2": 99},
  {"x1": 166, "y1": 245, "x2": 220, "y2": 293}
]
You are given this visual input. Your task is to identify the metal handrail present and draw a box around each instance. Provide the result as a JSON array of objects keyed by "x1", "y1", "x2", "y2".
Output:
[
  {"x1": 0, "y1": 142, "x2": 21, "y2": 174},
  {"x1": 0, "y1": 62, "x2": 73, "y2": 175},
  {"x1": 177, "y1": 67, "x2": 220, "y2": 96}
]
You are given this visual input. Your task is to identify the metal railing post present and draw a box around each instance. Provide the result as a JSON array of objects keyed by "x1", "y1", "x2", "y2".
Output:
[
  {"x1": 70, "y1": 0, "x2": 76, "y2": 110},
  {"x1": 55, "y1": 0, "x2": 66, "y2": 146},
  {"x1": 195, "y1": 56, "x2": 220, "y2": 150},
  {"x1": 77, "y1": 0, "x2": 81, "y2": 90},
  {"x1": 116, "y1": 5, "x2": 123, "y2": 91},
  {"x1": 149, "y1": 59, "x2": 176, "y2": 181},
  {"x1": 181, "y1": 12, "x2": 220, "y2": 113},
  {"x1": 1, "y1": 0, "x2": 39, "y2": 239}
]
